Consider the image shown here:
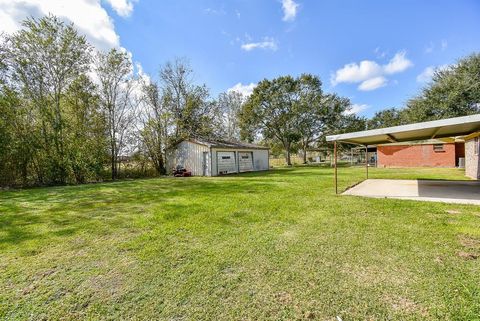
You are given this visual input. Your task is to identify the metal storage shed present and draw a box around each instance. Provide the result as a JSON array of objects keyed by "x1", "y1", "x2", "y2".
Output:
[
  {"x1": 326, "y1": 114, "x2": 480, "y2": 193},
  {"x1": 167, "y1": 139, "x2": 270, "y2": 176}
]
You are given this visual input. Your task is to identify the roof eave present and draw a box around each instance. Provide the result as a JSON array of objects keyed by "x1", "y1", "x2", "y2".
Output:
[{"x1": 326, "y1": 114, "x2": 480, "y2": 144}]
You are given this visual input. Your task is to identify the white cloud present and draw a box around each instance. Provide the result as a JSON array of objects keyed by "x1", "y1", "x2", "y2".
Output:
[
  {"x1": 203, "y1": 7, "x2": 226, "y2": 15},
  {"x1": 0, "y1": 0, "x2": 148, "y2": 89},
  {"x1": 374, "y1": 47, "x2": 386, "y2": 58},
  {"x1": 425, "y1": 42, "x2": 434, "y2": 54},
  {"x1": 358, "y1": 76, "x2": 387, "y2": 91},
  {"x1": 416, "y1": 65, "x2": 448, "y2": 83},
  {"x1": 416, "y1": 66, "x2": 435, "y2": 83},
  {"x1": 227, "y1": 82, "x2": 257, "y2": 97},
  {"x1": 282, "y1": 0, "x2": 299, "y2": 22},
  {"x1": 104, "y1": 0, "x2": 136, "y2": 17},
  {"x1": 344, "y1": 103, "x2": 369, "y2": 115},
  {"x1": 383, "y1": 51, "x2": 413, "y2": 74},
  {"x1": 135, "y1": 62, "x2": 150, "y2": 84},
  {"x1": 441, "y1": 39, "x2": 448, "y2": 50},
  {"x1": 425, "y1": 40, "x2": 448, "y2": 54},
  {"x1": 0, "y1": 0, "x2": 138, "y2": 50},
  {"x1": 331, "y1": 50, "x2": 413, "y2": 91},
  {"x1": 241, "y1": 37, "x2": 278, "y2": 51},
  {"x1": 331, "y1": 60, "x2": 383, "y2": 85}
]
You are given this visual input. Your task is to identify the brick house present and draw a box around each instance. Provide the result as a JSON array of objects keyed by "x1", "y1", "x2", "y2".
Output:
[{"x1": 376, "y1": 140, "x2": 465, "y2": 168}]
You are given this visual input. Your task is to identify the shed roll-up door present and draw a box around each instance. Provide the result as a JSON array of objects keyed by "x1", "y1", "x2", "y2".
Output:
[
  {"x1": 217, "y1": 152, "x2": 237, "y2": 174},
  {"x1": 238, "y1": 152, "x2": 253, "y2": 172}
]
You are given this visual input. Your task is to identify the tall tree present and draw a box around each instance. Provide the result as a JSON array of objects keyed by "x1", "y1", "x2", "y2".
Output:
[
  {"x1": 140, "y1": 81, "x2": 168, "y2": 175},
  {"x1": 217, "y1": 91, "x2": 244, "y2": 140},
  {"x1": 4, "y1": 15, "x2": 91, "y2": 184},
  {"x1": 96, "y1": 48, "x2": 136, "y2": 180},
  {"x1": 240, "y1": 76, "x2": 303, "y2": 166},
  {"x1": 367, "y1": 107, "x2": 402, "y2": 129},
  {"x1": 63, "y1": 75, "x2": 106, "y2": 183},
  {"x1": 296, "y1": 75, "x2": 347, "y2": 163},
  {"x1": 160, "y1": 58, "x2": 219, "y2": 141},
  {"x1": 404, "y1": 53, "x2": 480, "y2": 122}
]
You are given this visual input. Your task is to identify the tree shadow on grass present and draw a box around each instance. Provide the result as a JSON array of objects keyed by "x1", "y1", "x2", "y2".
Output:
[{"x1": 0, "y1": 176, "x2": 279, "y2": 250}]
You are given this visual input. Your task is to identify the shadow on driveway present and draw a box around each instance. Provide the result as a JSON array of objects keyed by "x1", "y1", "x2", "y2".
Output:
[{"x1": 343, "y1": 179, "x2": 480, "y2": 205}]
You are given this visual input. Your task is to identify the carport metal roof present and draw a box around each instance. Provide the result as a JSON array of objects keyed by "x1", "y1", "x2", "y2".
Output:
[
  {"x1": 326, "y1": 114, "x2": 480, "y2": 144},
  {"x1": 326, "y1": 113, "x2": 480, "y2": 194}
]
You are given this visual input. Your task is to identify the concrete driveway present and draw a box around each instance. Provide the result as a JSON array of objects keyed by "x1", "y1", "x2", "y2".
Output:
[{"x1": 344, "y1": 179, "x2": 480, "y2": 205}]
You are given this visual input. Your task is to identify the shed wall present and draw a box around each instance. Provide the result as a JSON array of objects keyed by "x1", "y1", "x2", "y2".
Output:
[
  {"x1": 465, "y1": 136, "x2": 479, "y2": 179},
  {"x1": 377, "y1": 143, "x2": 456, "y2": 168},
  {"x1": 252, "y1": 150, "x2": 269, "y2": 171},
  {"x1": 167, "y1": 141, "x2": 210, "y2": 176}
]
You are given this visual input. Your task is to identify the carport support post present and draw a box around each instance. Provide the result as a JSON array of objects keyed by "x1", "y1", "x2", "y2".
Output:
[
  {"x1": 365, "y1": 145, "x2": 369, "y2": 179},
  {"x1": 334, "y1": 141, "x2": 338, "y2": 194}
]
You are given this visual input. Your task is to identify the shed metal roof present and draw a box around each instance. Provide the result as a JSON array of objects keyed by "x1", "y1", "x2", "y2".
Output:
[
  {"x1": 326, "y1": 114, "x2": 480, "y2": 145},
  {"x1": 186, "y1": 138, "x2": 270, "y2": 150}
]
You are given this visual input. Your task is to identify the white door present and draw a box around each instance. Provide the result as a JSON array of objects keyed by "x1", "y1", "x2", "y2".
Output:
[
  {"x1": 217, "y1": 152, "x2": 237, "y2": 174},
  {"x1": 238, "y1": 152, "x2": 253, "y2": 172}
]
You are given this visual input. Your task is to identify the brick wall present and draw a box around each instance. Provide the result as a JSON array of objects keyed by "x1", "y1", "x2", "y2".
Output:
[
  {"x1": 465, "y1": 137, "x2": 479, "y2": 179},
  {"x1": 377, "y1": 143, "x2": 456, "y2": 167}
]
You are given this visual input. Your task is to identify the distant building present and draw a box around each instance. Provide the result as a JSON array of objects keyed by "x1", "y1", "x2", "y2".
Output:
[{"x1": 167, "y1": 138, "x2": 270, "y2": 176}]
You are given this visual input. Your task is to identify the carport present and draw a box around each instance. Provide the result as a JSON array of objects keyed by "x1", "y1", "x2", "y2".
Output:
[{"x1": 326, "y1": 114, "x2": 480, "y2": 204}]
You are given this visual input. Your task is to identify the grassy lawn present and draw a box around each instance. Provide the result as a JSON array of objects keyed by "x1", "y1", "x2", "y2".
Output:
[{"x1": 1, "y1": 166, "x2": 479, "y2": 320}]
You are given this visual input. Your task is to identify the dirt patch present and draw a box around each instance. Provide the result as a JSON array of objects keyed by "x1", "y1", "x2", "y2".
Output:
[
  {"x1": 343, "y1": 264, "x2": 409, "y2": 286},
  {"x1": 459, "y1": 235, "x2": 480, "y2": 249},
  {"x1": 274, "y1": 291, "x2": 293, "y2": 305},
  {"x1": 445, "y1": 209, "x2": 461, "y2": 214},
  {"x1": 22, "y1": 267, "x2": 58, "y2": 295},
  {"x1": 457, "y1": 251, "x2": 479, "y2": 260},
  {"x1": 303, "y1": 311, "x2": 315, "y2": 319},
  {"x1": 22, "y1": 283, "x2": 37, "y2": 295},
  {"x1": 383, "y1": 294, "x2": 429, "y2": 316},
  {"x1": 457, "y1": 235, "x2": 480, "y2": 259}
]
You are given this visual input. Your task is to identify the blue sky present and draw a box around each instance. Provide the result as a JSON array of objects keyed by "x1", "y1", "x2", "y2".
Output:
[{"x1": 2, "y1": 0, "x2": 480, "y2": 117}]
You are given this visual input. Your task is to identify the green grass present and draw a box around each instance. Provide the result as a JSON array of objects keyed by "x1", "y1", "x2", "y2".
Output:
[{"x1": 1, "y1": 167, "x2": 479, "y2": 320}]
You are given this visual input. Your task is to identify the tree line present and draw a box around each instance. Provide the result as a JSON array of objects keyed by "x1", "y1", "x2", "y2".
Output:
[
  {"x1": 1, "y1": 15, "x2": 479, "y2": 187},
  {"x1": 367, "y1": 54, "x2": 480, "y2": 129},
  {"x1": 0, "y1": 15, "x2": 244, "y2": 186}
]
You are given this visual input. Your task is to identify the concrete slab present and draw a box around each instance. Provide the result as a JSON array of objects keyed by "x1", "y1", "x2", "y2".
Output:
[{"x1": 343, "y1": 179, "x2": 480, "y2": 205}]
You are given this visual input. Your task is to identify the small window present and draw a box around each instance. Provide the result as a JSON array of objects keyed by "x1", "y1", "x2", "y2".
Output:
[
  {"x1": 433, "y1": 144, "x2": 444, "y2": 152},
  {"x1": 221, "y1": 156, "x2": 231, "y2": 159},
  {"x1": 475, "y1": 137, "x2": 479, "y2": 155},
  {"x1": 241, "y1": 155, "x2": 249, "y2": 159}
]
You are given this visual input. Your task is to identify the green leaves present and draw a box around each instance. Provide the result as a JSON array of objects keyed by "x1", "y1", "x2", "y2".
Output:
[
  {"x1": 1, "y1": 15, "x2": 100, "y2": 186},
  {"x1": 405, "y1": 53, "x2": 480, "y2": 123},
  {"x1": 240, "y1": 74, "x2": 348, "y2": 164},
  {"x1": 365, "y1": 53, "x2": 480, "y2": 130}
]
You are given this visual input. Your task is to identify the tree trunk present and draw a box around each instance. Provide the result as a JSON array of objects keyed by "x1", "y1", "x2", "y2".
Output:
[
  {"x1": 158, "y1": 155, "x2": 166, "y2": 175},
  {"x1": 284, "y1": 142, "x2": 292, "y2": 166},
  {"x1": 111, "y1": 153, "x2": 115, "y2": 180},
  {"x1": 111, "y1": 138, "x2": 116, "y2": 180},
  {"x1": 302, "y1": 147, "x2": 307, "y2": 164}
]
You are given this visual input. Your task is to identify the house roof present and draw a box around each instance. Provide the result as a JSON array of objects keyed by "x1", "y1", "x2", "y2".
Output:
[
  {"x1": 326, "y1": 114, "x2": 480, "y2": 145},
  {"x1": 186, "y1": 138, "x2": 270, "y2": 150}
]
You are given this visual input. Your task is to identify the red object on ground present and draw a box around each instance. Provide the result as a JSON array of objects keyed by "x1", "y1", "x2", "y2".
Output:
[{"x1": 173, "y1": 167, "x2": 192, "y2": 177}]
